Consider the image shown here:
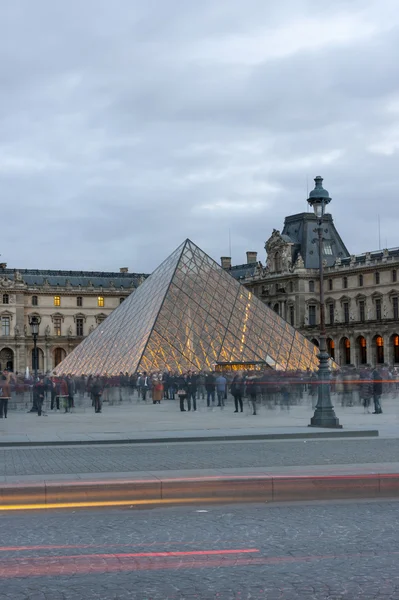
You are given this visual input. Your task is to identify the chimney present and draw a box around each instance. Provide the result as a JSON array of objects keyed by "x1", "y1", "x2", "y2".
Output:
[
  {"x1": 246, "y1": 251, "x2": 257, "y2": 264},
  {"x1": 221, "y1": 257, "x2": 231, "y2": 270},
  {"x1": 119, "y1": 267, "x2": 129, "y2": 273}
]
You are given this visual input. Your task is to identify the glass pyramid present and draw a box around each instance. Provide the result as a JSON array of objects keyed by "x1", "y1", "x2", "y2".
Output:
[{"x1": 54, "y1": 239, "x2": 320, "y2": 375}]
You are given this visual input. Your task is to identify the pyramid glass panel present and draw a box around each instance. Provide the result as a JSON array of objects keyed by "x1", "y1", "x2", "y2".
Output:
[{"x1": 54, "y1": 239, "x2": 320, "y2": 376}]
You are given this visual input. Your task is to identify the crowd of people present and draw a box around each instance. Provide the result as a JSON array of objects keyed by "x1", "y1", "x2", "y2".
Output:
[{"x1": 0, "y1": 365, "x2": 397, "y2": 418}]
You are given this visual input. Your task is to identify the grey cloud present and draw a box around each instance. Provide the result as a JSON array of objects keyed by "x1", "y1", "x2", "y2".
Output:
[{"x1": 1, "y1": 0, "x2": 399, "y2": 272}]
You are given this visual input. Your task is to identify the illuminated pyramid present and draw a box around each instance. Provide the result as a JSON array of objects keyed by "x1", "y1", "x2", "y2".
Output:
[{"x1": 54, "y1": 239, "x2": 319, "y2": 375}]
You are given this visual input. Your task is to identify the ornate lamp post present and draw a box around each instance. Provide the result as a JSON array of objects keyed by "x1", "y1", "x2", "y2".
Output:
[
  {"x1": 28, "y1": 315, "x2": 41, "y2": 380},
  {"x1": 307, "y1": 176, "x2": 341, "y2": 428}
]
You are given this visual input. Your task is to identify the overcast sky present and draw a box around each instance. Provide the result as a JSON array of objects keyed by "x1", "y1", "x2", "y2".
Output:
[{"x1": 1, "y1": 0, "x2": 399, "y2": 274}]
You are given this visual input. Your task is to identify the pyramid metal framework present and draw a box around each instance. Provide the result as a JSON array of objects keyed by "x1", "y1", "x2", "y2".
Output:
[{"x1": 54, "y1": 239, "x2": 320, "y2": 375}]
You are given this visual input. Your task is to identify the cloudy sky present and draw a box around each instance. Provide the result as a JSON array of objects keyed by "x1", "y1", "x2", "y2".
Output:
[{"x1": 1, "y1": 0, "x2": 399, "y2": 274}]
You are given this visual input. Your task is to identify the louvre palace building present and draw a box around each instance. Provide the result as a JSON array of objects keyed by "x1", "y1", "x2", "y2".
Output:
[
  {"x1": 2, "y1": 176, "x2": 399, "y2": 374},
  {"x1": 227, "y1": 177, "x2": 399, "y2": 369},
  {"x1": 0, "y1": 264, "x2": 146, "y2": 373}
]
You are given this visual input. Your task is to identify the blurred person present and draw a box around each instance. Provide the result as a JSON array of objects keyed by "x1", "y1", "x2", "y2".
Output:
[
  {"x1": 372, "y1": 368, "x2": 383, "y2": 414},
  {"x1": 176, "y1": 373, "x2": 189, "y2": 412},
  {"x1": 0, "y1": 374, "x2": 11, "y2": 418},
  {"x1": 50, "y1": 377, "x2": 59, "y2": 411},
  {"x1": 197, "y1": 371, "x2": 206, "y2": 400},
  {"x1": 34, "y1": 377, "x2": 46, "y2": 417},
  {"x1": 67, "y1": 375, "x2": 75, "y2": 411},
  {"x1": 230, "y1": 372, "x2": 244, "y2": 413},
  {"x1": 205, "y1": 371, "x2": 216, "y2": 407},
  {"x1": 141, "y1": 372, "x2": 150, "y2": 401},
  {"x1": 57, "y1": 377, "x2": 69, "y2": 413},
  {"x1": 186, "y1": 371, "x2": 197, "y2": 411},
  {"x1": 152, "y1": 375, "x2": 163, "y2": 405},
  {"x1": 91, "y1": 377, "x2": 103, "y2": 413},
  {"x1": 246, "y1": 374, "x2": 259, "y2": 416},
  {"x1": 215, "y1": 373, "x2": 227, "y2": 408}
]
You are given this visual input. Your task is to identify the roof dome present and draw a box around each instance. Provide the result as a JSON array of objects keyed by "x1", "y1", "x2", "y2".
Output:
[{"x1": 308, "y1": 176, "x2": 331, "y2": 202}]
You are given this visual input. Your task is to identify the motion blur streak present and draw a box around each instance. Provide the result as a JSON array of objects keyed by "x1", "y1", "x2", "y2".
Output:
[
  {"x1": 2, "y1": 551, "x2": 399, "y2": 579},
  {"x1": 0, "y1": 496, "x2": 264, "y2": 511},
  {"x1": 3, "y1": 548, "x2": 259, "y2": 560}
]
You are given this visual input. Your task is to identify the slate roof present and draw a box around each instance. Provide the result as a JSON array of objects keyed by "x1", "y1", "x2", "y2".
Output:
[{"x1": 0, "y1": 267, "x2": 149, "y2": 289}]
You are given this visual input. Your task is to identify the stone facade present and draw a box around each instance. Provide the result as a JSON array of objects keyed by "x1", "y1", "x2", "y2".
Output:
[{"x1": 0, "y1": 266, "x2": 146, "y2": 374}]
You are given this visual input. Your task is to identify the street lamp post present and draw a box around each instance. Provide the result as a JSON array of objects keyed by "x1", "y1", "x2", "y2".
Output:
[
  {"x1": 29, "y1": 315, "x2": 41, "y2": 380},
  {"x1": 307, "y1": 176, "x2": 342, "y2": 428}
]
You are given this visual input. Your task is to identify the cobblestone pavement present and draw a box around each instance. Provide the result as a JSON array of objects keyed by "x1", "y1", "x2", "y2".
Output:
[
  {"x1": 1, "y1": 437, "x2": 399, "y2": 476},
  {"x1": 0, "y1": 500, "x2": 399, "y2": 599}
]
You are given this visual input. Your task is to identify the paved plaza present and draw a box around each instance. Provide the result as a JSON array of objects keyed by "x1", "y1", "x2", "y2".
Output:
[{"x1": 0, "y1": 391, "x2": 398, "y2": 444}]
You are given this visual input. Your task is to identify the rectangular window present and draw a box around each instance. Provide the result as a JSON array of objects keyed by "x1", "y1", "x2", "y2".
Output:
[
  {"x1": 323, "y1": 242, "x2": 333, "y2": 255},
  {"x1": 309, "y1": 281, "x2": 315, "y2": 293},
  {"x1": 328, "y1": 279, "x2": 333, "y2": 291},
  {"x1": 393, "y1": 270, "x2": 397, "y2": 283},
  {"x1": 328, "y1": 303, "x2": 334, "y2": 325},
  {"x1": 375, "y1": 272, "x2": 380, "y2": 285},
  {"x1": 343, "y1": 302, "x2": 349, "y2": 324},
  {"x1": 97, "y1": 315, "x2": 106, "y2": 324},
  {"x1": 98, "y1": 296, "x2": 104, "y2": 308},
  {"x1": 359, "y1": 300, "x2": 365, "y2": 322},
  {"x1": 289, "y1": 305, "x2": 295, "y2": 326},
  {"x1": 76, "y1": 318, "x2": 84, "y2": 337},
  {"x1": 343, "y1": 277, "x2": 348, "y2": 289},
  {"x1": 32, "y1": 296, "x2": 38, "y2": 306},
  {"x1": 358, "y1": 274, "x2": 363, "y2": 287},
  {"x1": 393, "y1": 297, "x2": 398, "y2": 320},
  {"x1": 54, "y1": 296, "x2": 61, "y2": 307},
  {"x1": 77, "y1": 296, "x2": 83, "y2": 307},
  {"x1": 376, "y1": 298, "x2": 382, "y2": 321},
  {"x1": 308, "y1": 305, "x2": 316, "y2": 326},
  {"x1": 1, "y1": 317, "x2": 10, "y2": 336},
  {"x1": 54, "y1": 317, "x2": 62, "y2": 336}
]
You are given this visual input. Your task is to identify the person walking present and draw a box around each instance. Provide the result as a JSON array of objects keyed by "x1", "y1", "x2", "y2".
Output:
[
  {"x1": 205, "y1": 371, "x2": 216, "y2": 407},
  {"x1": 215, "y1": 373, "x2": 227, "y2": 408},
  {"x1": 50, "y1": 377, "x2": 59, "y2": 411},
  {"x1": 91, "y1": 377, "x2": 103, "y2": 413},
  {"x1": 0, "y1": 374, "x2": 11, "y2": 418},
  {"x1": 186, "y1": 371, "x2": 197, "y2": 412},
  {"x1": 34, "y1": 378, "x2": 46, "y2": 416},
  {"x1": 141, "y1": 372, "x2": 150, "y2": 402},
  {"x1": 58, "y1": 377, "x2": 69, "y2": 413},
  {"x1": 230, "y1": 372, "x2": 244, "y2": 413},
  {"x1": 152, "y1": 375, "x2": 163, "y2": 404},
  {"x1": 246, "y1": 375, "x2": 259, "y2": 415},
  {"x1": 372, "y1": 368, "x2": 383, "y2": 414},
  {"x1": 176, "y1": 374, "x2": 189, "y2": 412}
]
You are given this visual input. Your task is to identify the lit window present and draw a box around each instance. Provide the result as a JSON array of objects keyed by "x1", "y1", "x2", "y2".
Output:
[
  {"x1": 54, "y1": 296, "x2": 61, "y2": 307},
  {"x1": 120, "y1": 297, "x2": 125, "y2": 304},
  {"x1": 98, "y1": 296, "x2": 104, "y2": 307},
  {"x1": 77, "y1": 296, "x2": 83, "y2": 307},
  {"x1": 323, "y1": 242, "x2": 333, "y2": 255},
  {"x1": 1, "y1": 316, "x2": 10, "y2": 336},
  {"x1": 76, "y1": 318, "x2": 84, "y2": 337},
  {"x1": 54, "y1": 317, "x2": 62, "y2": 336},
  {"x1": 2, "y1": 294, "x2": 9, "y2": 304},
  {"x1": 32, "y1": 295, "x2": 38, "y2": 306}
]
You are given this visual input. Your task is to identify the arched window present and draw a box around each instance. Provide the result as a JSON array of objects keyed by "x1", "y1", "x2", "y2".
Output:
[
  {"x1": 273, "y1": 303, "x2": 279, "y2": 315},
  {"x1": 119, "y1": 297, "x2": 125, "y2": 304},
  {"x1": 2, "y1": 294, "x2": 9, "y2": 304},
  {"x1": 274, "y1": 252, "x2": 282, "y2": 272},
  {"x1": 327, "y1": 338, "x2": 335, "y2": 360},
  {"x1": 393, "y1": 335, "x2": 399, "y2": 363},
  {"x1": 375, "y1": 335, "x2": 384, "y2": 364},
  {"x1": 358, "y1": 336, "x2": 367, "y2": 365}
]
